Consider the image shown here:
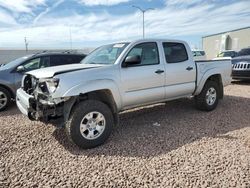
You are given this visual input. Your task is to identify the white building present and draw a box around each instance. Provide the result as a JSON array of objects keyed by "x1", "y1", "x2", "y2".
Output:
[{"x1": 202, "y1": 27, "x2": 250, "y2": 59}]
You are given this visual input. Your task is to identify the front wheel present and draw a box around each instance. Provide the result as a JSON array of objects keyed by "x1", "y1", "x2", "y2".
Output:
[
  {"x1": 65, "y1": 100, "x2": 114, "y2": 149},
  {"x1": 195, "y1": 81, "x2": 219, "y2": 111},
  {"x1": 0, "y1": 87, "x2": 11, "y2": 111}
]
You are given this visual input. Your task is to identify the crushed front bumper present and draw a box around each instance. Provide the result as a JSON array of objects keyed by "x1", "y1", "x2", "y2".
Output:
[
  {"x1": 16, "y1": 88, "x2": 33, "y2": 116},
  {"x1": 16, "y1": 88, "x2": 65, "y2": 123}
]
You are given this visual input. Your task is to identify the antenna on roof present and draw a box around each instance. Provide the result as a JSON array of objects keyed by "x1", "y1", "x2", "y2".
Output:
[{"x1": 24, "y1": 37, "x2": 29, "y2": 53}]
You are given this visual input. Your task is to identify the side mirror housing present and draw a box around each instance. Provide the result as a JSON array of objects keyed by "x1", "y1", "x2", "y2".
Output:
[
  {"x1": 16, "y1": 65, "x2": 25, "y2": 72},
  {"x1": 123, "y1": 55, "x2": 141, "y2": 67}
]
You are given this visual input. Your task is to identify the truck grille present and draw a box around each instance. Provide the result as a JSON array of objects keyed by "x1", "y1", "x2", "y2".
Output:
[{"x1": 232, "y1": 62, "x2": 250, "y2": 70}]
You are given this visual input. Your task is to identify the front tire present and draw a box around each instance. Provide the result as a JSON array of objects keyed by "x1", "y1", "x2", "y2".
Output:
[
  {"x1": 195, "y1": 80, "x2": 219, "y2": 111},
  {"x1": 65, "y1": 100, "x2": 114, "y2": 149},
  {"x1": 0, "y1": 87, "x2": 11, "y2": 111}
]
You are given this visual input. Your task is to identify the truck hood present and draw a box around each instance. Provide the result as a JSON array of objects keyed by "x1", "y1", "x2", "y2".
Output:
[{"x1": 27, "y1": 63, "x2": 104, "y2": 78}]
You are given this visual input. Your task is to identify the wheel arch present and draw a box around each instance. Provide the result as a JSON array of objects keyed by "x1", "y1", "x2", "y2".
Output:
[
  {"x1": 195, "y1": 73, "x2": 223, "y2": 99},
  {"x1": 0, "y1": 84, "x2": 15, "y2": 99},
  {"x1": 64, "y1": 89, "x2": 119, "y2": 126}
]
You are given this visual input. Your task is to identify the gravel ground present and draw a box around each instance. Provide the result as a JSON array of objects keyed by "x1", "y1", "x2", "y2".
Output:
[{"x1": 1, "y1": 82, "x2": 250, "y2": 187}]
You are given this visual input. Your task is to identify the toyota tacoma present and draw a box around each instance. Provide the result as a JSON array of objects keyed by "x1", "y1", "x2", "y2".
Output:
[{"x1": 16, "y1": 39, "x2": 232, "y2": 149}]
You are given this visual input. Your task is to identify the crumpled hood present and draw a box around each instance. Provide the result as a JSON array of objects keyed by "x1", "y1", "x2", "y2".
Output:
[{"x1": 27, "y1": 63, "x2": 104, "y2": 78}]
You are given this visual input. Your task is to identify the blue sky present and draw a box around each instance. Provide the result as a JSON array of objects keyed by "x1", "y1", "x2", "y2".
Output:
[{"x1": 0, "y1": 0, "x2": 249, "y2": 49}]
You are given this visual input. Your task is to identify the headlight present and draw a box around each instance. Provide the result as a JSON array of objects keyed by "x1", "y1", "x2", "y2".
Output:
[{"x1": 39, "y1": 78, "x2": 60, "y2": 93}]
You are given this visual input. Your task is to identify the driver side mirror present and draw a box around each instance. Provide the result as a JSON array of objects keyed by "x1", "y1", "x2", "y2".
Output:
[
  {"x1": 123, "y1": 55, "x2": 141, "y2": 67},
  {"x1": 16, "y1": 65, "x2": 25, "y2": 72}
]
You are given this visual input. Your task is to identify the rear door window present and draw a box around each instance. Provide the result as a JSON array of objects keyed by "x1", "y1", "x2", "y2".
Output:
[
  {"x1": 71, "y1": 55, "x2": 85, "y2": 63},
  {"x1": 40, "y1": 56, "x2": 50, "y2": 68},
  {"x1": 50, "y1": 55, "x2": 84, "y2": 66},
  {"x1": 163, "y1": 42, "x2": 188, "y2": 63}
]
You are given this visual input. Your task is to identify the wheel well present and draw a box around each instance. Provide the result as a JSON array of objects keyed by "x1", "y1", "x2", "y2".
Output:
[
  {"x1": 0, "y1": 84, "x2": 15, "y2": 99},
  {"x1": 206, "y1": 74, "x2": 223, "y2": 99},
  {"x1": 78, "y1": 89, "x2": 119, "y2": 125}
]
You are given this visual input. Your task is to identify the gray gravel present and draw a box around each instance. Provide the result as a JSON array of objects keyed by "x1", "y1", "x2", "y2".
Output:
[{"x1": 1, "y1": 82, "x2": 250, "y2": 187}]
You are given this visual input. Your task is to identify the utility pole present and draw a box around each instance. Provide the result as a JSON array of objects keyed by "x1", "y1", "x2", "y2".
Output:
[
  {"x1": 69, "y1": 27, "x2": 72, "y2": 50},
  {"x1": 132, "y1": 5, "x2": 154, "y2": 39},
  {"x1": 24, "y1": 37, "x2": 29, "y2": 52}
]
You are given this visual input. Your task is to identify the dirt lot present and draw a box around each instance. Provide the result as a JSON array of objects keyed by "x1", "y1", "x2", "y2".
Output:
[{"x1": 1, "y1": 82, "x2": 250, "y2": 187}]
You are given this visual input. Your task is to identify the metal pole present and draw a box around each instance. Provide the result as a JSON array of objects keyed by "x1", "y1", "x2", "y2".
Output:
[
  {"x1": 24, "y1": 37, "x2": 28, "y2": 53},
  {"x1": 132, "y1": 6, "x2": 154, "y2": 39},
  {"x1": 69, "y1": 27, "x2": 72, "y2": 50},
  {"x1": 142, "y1": 11, "x2": 145, "y2": 38}
]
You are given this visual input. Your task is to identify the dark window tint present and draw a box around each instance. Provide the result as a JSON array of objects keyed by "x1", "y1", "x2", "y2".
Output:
[
  {"x1": 193, "y1": 51, "x2": 205, "y2": 57},
  {"x1": 74, "y1": 55, "x2": 85, "y2": 63},
  {"x1": 126, "y1": 42, "x2": 159, "y2": 66},
  {"x1": 163, "y1": 42, "x2": 188, "y2": 63},
  {"x1": 238, "y1": 48, "x2": 250, "y2": 56},
  {"x1": 69, "y1": 55, "x2": 85, "y2": 64},
  {"x1": 50, "y1": 55, "x2": 83, "y2": 66},
  {"x1": 40, "y1": 56, "x2": 50, "y2": 68},
  {"x1": 200, "y1": 51, "x2": 205, "y2": 56}
]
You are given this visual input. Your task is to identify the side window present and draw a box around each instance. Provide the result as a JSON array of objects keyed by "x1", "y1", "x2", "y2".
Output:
[
  {"x1": 50, "y1": 55, "x2": 66, "y2": 66},
  {"x1": 23, "y1": 58, "x2": 41, "y2": 71},
  {"x1": 200, "y1": 51, "x2": 205, "y2": 56},
  {"x1": 71, "y1": 56, "x2": 85, "y2": 64},
  {"x1": 51, "y1": 55, "x2": 84, "y2": 66},
  {"x1": 126, "y1": 42, "x2": 159, "y2": 66},
  {"x1": 62, "y1": 56, "x2": 75, "y2": 65},
  {"x1": 40, "y1": 56, "x2": 50, "y2": 68},
  {"x1": 163, "y1": 42, "x2": 188, "y2": 63}
]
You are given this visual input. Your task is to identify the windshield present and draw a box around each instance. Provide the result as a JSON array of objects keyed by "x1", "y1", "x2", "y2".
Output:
[
  {"x1": 81, "y1": 43, "x2": 129, "y2": 65},
  {"x1": 192, "y1": 51, "x2": 205, "y2": 57},
  {"x1": 0, "y1": 55, "x2": 32, "y2": 70},
  {"x1": 238, "y1": 48, "x2": 250, "y2": 56},
  {"x1": 218, "y1": 51, "x2": 235, "y2": 57}
]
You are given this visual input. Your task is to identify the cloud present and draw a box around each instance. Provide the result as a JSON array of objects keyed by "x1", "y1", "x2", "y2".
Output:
[
  {"x1": 0, "y1": 10, "x2": 17, "y2": 27},
  {"x1": 166, "y1": 0, "x2": 204, "y2": 6},
  {"x1": 78, "y1": 0, "x2": 131, "y2": 6},
  {"x1": 0, "y1": 0, "x2": 46, "y2": 13},
  {"x1": 33, "y1": 0, "x2": 65, "y2": 25},
  {"x1": 0, "y1": 0, "x2": 249, "y2": 48}
]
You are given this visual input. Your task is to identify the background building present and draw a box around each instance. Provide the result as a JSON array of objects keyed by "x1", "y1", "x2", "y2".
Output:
[{"x1": 202, "y1": 27, "x2": 250, "y2": 59}]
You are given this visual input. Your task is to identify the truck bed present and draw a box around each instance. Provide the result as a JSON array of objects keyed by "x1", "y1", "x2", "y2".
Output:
[{"x1": 194, "y1": 59, "x2": 232, "y2": 95}]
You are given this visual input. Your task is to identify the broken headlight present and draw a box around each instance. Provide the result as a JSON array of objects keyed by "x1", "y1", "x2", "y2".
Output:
[{"x1": 39, "y1": 78, "x2": 60, "y2": 93}]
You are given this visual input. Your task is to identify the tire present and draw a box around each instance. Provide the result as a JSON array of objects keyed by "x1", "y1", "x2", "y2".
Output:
[
  {"x1": 195, "y1": 80, "x2": 219, "y2": 111},
  {"x1": 0, "y1": 87, "x2": 11, "y2": 111},
  {"x1": 65, "y1": 100, "x2": 114, "y2": 149}
]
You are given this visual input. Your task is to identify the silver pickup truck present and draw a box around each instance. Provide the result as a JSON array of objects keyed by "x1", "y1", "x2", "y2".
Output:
[{"x1": 16, "y1": 39, "x2": 232, "y2": 149}]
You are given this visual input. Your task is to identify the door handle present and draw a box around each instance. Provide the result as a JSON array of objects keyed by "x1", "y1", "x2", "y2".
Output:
[
  {"x1": 155, "y1": 69, "x2": 165, "y2": 74},
  {"x1": 186, "y1": 66, "x2": 193, "y2": 71}
]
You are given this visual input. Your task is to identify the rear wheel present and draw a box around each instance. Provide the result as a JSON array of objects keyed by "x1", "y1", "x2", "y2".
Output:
[
  {"x1": 65, "y1": 100, "x2": 114, "y2": 149},
  {"x1": 195, "y1": 81, "x2": 219, "y2": 111},
  {"x1": 0, "y1": 87, "x2": 11, "y2": 111}
]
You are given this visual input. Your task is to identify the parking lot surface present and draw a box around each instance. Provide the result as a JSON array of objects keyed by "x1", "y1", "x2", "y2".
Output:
[{"x1": 1, "y1": 82, "x2": 250, "y2": 187}]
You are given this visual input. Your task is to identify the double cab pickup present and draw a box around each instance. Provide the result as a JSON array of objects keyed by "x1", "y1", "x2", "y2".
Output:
[{"x1": 16, "y1": 39, "x2": 232, "y2": 149}]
